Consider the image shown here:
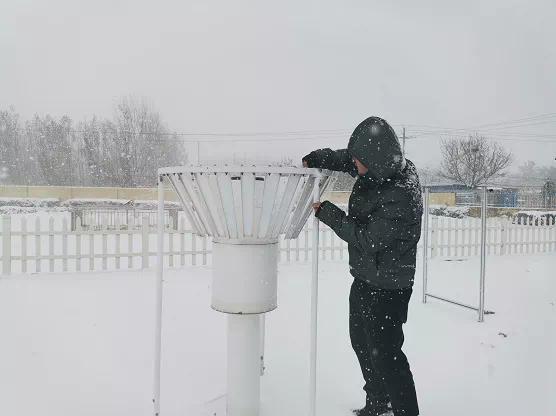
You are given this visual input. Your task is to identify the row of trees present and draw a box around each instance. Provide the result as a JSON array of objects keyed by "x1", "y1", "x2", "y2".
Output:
[
  {"x1": 2, "y1": 102, "x2": 551, "y2": 189},
  {"x1": 0, "y1": 97, "x2": 186, "y2": 187}
]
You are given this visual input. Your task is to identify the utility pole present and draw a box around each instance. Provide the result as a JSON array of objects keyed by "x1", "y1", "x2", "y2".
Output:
[{"x1": 401, "y1": 128, "x2": 416, "y2": 157}]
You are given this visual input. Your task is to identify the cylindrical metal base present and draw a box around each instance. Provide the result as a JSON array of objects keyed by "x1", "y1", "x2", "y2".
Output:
[
  {"x1": 212, "y1": 240, "x2": 278, "y2": 314},
  {"x1": 227, "y1": 314, "x2": 261, "y2": 416}
]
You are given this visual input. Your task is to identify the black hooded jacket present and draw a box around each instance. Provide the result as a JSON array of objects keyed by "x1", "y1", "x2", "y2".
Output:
[{"x1": 303, "y1": 116, "x2": 423, "y2": 289}]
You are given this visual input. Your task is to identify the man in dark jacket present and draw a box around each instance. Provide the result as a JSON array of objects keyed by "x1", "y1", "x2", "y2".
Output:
[{"x1": 302, "y1": 116, "x2": 422, "y2": 416}]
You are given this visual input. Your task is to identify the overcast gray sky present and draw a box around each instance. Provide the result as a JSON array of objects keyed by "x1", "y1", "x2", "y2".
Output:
[{"x1": 2, "y1": 0, "x2": 556, "y2": 170}]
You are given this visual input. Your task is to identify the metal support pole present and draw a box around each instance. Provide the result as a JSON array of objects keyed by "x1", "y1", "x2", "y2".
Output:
[
  {"x1": 422, "y1": 187, "x2": 429, "y2": 304},
  {"x1": 259, "y1": 314, "x2": 266, "y2": 376},
  {"x1": 426, "y1": 293, "x2": 480, "y2": 312},
  {"x1": 227, "y1": 314, "x2": 261, "y2": 416},
  {"x1": 153, "y1": 175, "x2": 165, "y2": 415},
  {"x1": 478, "y1": 186, "x2": 487, "y2": 322},
  {"x1": 309, "y1": 181, "x2": 320, "y2": 416}
]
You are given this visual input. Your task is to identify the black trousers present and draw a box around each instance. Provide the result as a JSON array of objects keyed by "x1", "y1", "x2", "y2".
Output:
[{"x1": 349, "y1": 279, "x2": 419, "y2": 416}]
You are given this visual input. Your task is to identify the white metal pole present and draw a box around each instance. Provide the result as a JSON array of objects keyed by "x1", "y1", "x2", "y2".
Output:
[
  {"x1": 153, "y1": 175, "x2": 165, "y2": 415},
  {"x1": 259, "y1": 314, "x2": 265, "y2": 376},
  {"x1": 227, "y1": 314, "x2": 261, "y2": 416},
  {"x1": 478, "y1": 186, "x2": 487, "y2": 322},
  {"x1": 422, "y1": 187, "x2": 429, "y2": 304},
  {"x1": 309, "y1": 181, "x2": 320, "y2": 416}
]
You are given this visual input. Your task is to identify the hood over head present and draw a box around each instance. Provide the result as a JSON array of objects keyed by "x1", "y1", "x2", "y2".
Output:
[{"x1": 348, "y1": 116, "x2": 406, "y2": 184}]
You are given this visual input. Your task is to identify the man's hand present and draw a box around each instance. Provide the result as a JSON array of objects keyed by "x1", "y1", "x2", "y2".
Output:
[
  {"x1": 312, "y1": 202, "x2": 321, "y2": 212},
  {"x1": 302, "y1": 152, "x2": 314, "y2": 168}
]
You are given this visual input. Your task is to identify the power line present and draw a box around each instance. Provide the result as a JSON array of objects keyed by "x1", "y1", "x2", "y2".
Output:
[
  {"x1": 410, "y1": 131, "x2": 556, "y2": 141},
  {"x1": 408, "y1": 132, "x2": 556, "y2": 143},
  {"x1": 65, "y1": 128, "x2": 556, "y2": 144},
  {"x1": 400, "y1": 112, "x2": 556, "y2": 133},
  {"x1": 35, "y1": 111, "x2": 556, "y2": 144},
  {"x1": 408, "y1": 127, "x2": 556, "y2": 138}
]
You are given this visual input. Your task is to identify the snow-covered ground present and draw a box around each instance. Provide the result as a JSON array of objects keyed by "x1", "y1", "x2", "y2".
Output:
[{"x1": 1, "y1": 254, "x2": 555, "y2": 416}]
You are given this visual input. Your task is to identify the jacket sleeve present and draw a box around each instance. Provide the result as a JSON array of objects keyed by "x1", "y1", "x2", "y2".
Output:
[
  {"x1": 316, "y1": 198, "x2": 420, "y2": 253},
  {"x1": 303, "y1": 148, "x2": 357, "y2": 177}
]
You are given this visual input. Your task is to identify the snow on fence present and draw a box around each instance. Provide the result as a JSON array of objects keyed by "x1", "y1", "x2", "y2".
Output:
[{"x1": 1, "y1": 214, "x2": 555, "y2": 275}]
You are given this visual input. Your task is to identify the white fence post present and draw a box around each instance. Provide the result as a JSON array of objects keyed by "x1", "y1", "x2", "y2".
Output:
[
  {"x1": 49, "y1": 216, "x2": 55, "y2": 272},
  {"x1": 89, "y1": 231, "x2": 94, "y2": 271},
  {"x1": 35, "y1": 216, "x2": 41, "y2": 273},
  {"x1": 202, "y1": 235, "x2": 207, "y2": 265},
  {"x1": 142, "y1": 215, "x2": 149, "y2": 269},
  {"x1": 76, "y1": 222, "x2": 82, "y2": 272},
  {"x1": 62, "y1": 217, "x2": 68, "y2": 272},
  {"x1": 180, "y1": 217, "x2": 185, "y2": 266},
  {"x1": 168, "y1": 216, "x2": 174, "y2": 268},
  {"x1": 21, "y1": 217, "x2": 27, "y2": 273},
  {"x1": 500, "y1": 219, "x2": 507, "y2": 255},
  {"x1": 191, "y1": 232, "x2": 197, "y2": 266},
  {"x1": 115, "y1": 215, "x2": 121, "y2": 270},
  {"x1": 2, "y1": 215, "x2": 11, "y2": 275}
]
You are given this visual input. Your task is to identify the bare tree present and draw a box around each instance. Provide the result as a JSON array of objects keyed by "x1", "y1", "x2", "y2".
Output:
[
  {"x1": 23, "y1": 114, "x2": 76, "y2": 186},
  {"x1": 0, "y1": 108, "x2": 21, "y2": 184},
  {"x1": 106, "y1": 96, "x2": 186, "y2": 187},
  {"x1": 439, "y1": 134, "x2": 512, "y2": 187},
  {"x1": 77, "y1": 116, "x2": 111, "y2": 186}
]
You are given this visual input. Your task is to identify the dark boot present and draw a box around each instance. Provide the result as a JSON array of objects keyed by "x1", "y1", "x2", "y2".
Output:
[{"x1": 352, "y1": 399, "x2": 392, "y2": 416}]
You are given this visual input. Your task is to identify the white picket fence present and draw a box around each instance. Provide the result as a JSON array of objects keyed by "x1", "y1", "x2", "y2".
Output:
[
  {"x1": 426, "y1": 216, "x2": 556, "y2": 258},
  {"x1": 1, "y1": 214, "x2": 555, "y2": 275},
  {"x1": 0, "y1": 214, "x2": 347, "y2": 275}
]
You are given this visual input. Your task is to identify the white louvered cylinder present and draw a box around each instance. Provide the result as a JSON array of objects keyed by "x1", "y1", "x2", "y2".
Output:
[{"x1": 156, "y1": 164, "x2": 335, "y2": 416}]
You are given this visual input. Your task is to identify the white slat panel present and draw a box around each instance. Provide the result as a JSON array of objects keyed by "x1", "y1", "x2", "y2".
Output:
[
  {"x1": 288, "y1": 190, "x2": 316, "y2": 239},
  {"x1": 282, "y1": 175, "x2": 309, "y2": 238},
  {"x1": 267, "y1": 174, "x2": 301, "y2": 238},
  {"x1": 258, "y1": 173, "x2": 281, "y2": 239},
  {"x1": 167, "y1": 174, "x2": 203, "y2": 235},
  {"x1": 264, "y1": 174, "x2": 287, "y2": 239},
  {"x1": 230, "y1": 174, "x2": 245, "y2": 239},
  {"x1": 287, "y1": 175, "x2": 333, "y2": 239},
  {"x1": 251, "y1": 175, "x2": 265, "y2": 239},
  {"x1": 241, "y1": 172, "x2": 255, "y2": 237},
  {"x1": 320, "y1": 176, "x2": 334, "y2": 198},
  {"x1": 180, "y1": 173, "x2": 214, "y2": 235},
  {"x1": 217, "y1": 172, "x2": 238, "y2": 239},
  {"x1": 186, "y1": 172, "x2": 219, "y2": 235},
  {"x1": 195, "y1": 172, "x2": 227, "y2": 237},
  {"x1": 285, "y1": 175, "x2": 315, "y2": 238},
  {"x1": 207, "y1": 174, "x2": 230, "y2": 238},
  {"x1": 292, "y1": 175, "x2": 326, "y2": 239}
]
